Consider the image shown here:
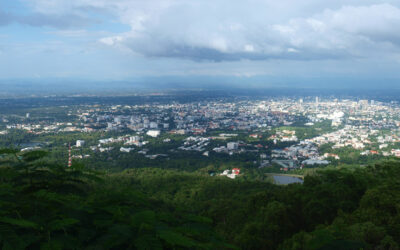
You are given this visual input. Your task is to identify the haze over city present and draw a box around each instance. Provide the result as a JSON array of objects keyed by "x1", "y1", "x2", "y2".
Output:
[{"x1": 1, "y1": 0, "x2": 400, "y2": 89}]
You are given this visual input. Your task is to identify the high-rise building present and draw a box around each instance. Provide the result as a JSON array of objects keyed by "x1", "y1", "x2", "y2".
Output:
[{"x1": 359, "y1": 100, "x2": 369, "y2": 109}]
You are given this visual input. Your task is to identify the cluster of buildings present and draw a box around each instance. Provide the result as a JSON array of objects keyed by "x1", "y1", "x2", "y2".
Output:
[
  {"x1": 219, "y1": 168, "x2": 241, "y2": 179},
  {"x1": 269, "y1": 130, "x2": 298, "y2": 143},
  {"x1": 3, "y1": 97, "x2": 400, "y2": 139},
  {"x1": 270, "y1": 141, "x2": 330, "y2": 171},
  {"x1": 3, "y1": 96, "x2": 400, "y2": 172},
  {"x1": 88, "y1": 134, "x2": 150, "y2": 153},
  {"x1": 178, "y1": 136, "x2": 210, "y2": 152},
  {"x1": 306, "y1": 125, "x2": 400, "y2": 156}
]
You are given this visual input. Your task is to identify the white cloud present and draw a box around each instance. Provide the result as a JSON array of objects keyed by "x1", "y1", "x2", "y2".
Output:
[
  {"x1": 99, "y1": 36, "x2": 123, "y2": 46},
  {"x1": 19, "y1": 0, "x2": 400, "y2": 62},
  {"x1": 95, "y1": 2, "x2": 400, "y2": 61},
  {"x1": 244, "y1": 45, "x2": 255, "y2": 52}
]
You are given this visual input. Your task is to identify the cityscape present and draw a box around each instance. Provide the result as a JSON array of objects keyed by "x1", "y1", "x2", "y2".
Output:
[
  {"x1": 2, "y1": 0, "x2": 400, "y2": 248},
  {"x1": 3, "y1": 95, "x2": 400, "y2": 176}
]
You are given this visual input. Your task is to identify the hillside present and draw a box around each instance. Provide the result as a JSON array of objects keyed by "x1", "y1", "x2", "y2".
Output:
[{"x1": 0, "y1": 149, "x2": 399, "y2": 249}]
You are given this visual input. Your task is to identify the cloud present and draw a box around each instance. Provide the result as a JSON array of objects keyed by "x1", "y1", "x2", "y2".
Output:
[
  {"x1": 273, "y1": 4, "x2": 400, "y2": 54},
  {"x1": 8, "y1": 0, "x2": 400, "y2": 62},
  {"x1": 95, "y1": 2, "x2": 400, "y2": 61}
]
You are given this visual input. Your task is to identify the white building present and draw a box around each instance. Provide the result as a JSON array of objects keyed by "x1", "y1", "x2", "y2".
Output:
[
  {"x1": 147, "y1": 130, "x2": 160, "y2": 137},
  {"x1": 129, "y1": 136, "x2": 141, "y2": 142},
  {"x1": 120, "y1": 147, "x2": 134, "y2": 153},
  {"x1": 227, "y1": 142, "x2": 239, "y2": 150},
  {"x1": 302, "y1": 159, "x2": 330, "y2": 165},
  {"x1": 76, "y1": 140, "x2": 85, "y2": 147}
]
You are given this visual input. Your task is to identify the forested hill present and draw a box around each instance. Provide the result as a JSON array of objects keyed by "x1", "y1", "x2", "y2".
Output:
[{"x1": 0, "y1": 149, "x2": 399, "y2": 249}]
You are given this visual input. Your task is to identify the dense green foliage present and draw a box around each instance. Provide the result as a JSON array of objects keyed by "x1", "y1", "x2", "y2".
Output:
[
  {"x1": 111, "y1": 162, "x2": 400, "y2": 249},
  {"x1": 1, "y1": 148, "x2": 400, "y2": 249},
  {"x1": 0, "y1": 149, "x2": 229, "y2": 249}
]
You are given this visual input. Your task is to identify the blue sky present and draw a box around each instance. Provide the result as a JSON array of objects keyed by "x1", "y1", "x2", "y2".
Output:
[{"x1": 1, "y1": 0, "x2": 400, "y2": 88}]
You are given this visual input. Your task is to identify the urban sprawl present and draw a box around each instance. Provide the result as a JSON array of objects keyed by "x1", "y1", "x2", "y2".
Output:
[{"x1": 3, "y1": 97, "x2": 400, "y2": 178}]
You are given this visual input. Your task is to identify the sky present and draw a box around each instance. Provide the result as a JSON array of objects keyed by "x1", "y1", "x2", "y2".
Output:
[{"x1": 1, "y1": 0, "x2": 400, "y2": 88}]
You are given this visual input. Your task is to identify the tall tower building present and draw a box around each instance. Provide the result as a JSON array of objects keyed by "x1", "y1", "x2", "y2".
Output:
[{"x1": 68, "y1": 143, "x2": 72, "y2": 167}]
